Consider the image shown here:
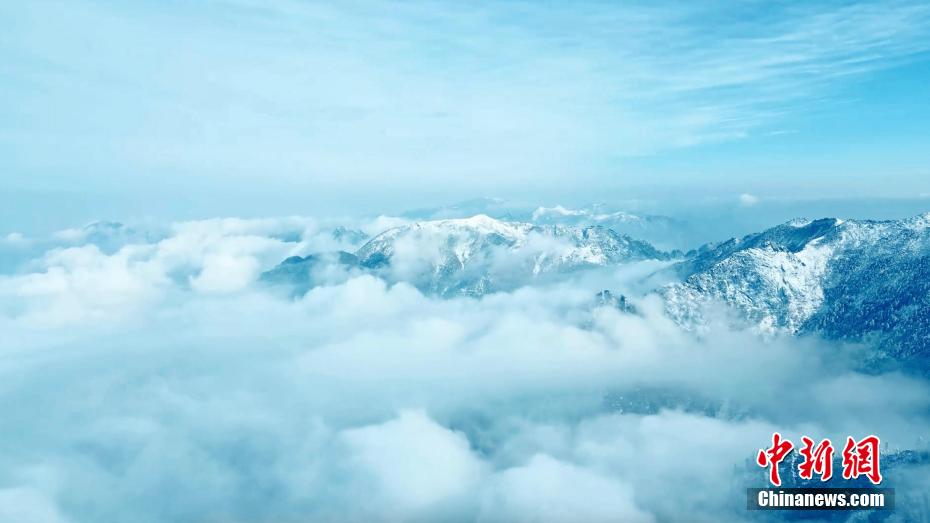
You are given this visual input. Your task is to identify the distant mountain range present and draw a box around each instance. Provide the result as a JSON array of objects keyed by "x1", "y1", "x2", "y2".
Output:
[
  {"x1": 262, "y1": 212, "x2": 930, "y2": 370},
  {"x1": 267, "y1": 215, "x2": 670, "y2": 297},
  {"x1": 402, "y1": 198, "x2": 694, "y2": 250}
]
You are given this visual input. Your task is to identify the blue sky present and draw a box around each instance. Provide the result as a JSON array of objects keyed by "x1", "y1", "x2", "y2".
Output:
[{"x1": 2, "y1": 0, "x2": 930, "y2": 230}]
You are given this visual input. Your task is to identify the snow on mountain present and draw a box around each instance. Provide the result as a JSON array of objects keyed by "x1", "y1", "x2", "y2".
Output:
[
  {"x1": 662, "y1": 213, "x2": 930, "y2": 366},
  {"x1": 258, "y1": 209, "x2": 930, "y2": 366},
  {"x1": 330, "y1": 226, "x2": 368, "y2": 246},
  {"x1": 354, "y1": 214, "x2": 671, "y2": 296},
  {"x1": 401, "y1": 199, "x2": 693, "y2": 250},
  {"x1": 529, "y1": 204, "x2": 692, "y2": 251},
  {"x1": 531, "y1": 205, "x2": 642, "y2": 224},
  {"x1": 401, "y1": 197, "x2": 522, "y2": 221},
  {"x1": 263, "y1": 215, "x2": 671, "y2": 297}
]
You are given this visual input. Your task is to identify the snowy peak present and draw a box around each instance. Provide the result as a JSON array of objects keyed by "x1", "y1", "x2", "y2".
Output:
[
  {"x1": 354, "y1": 215, "x2": 535, "y2": 273},
  {"x1": 263, "y1": 215, "x2": 672, "y2": 297},
  {"x1": 400, "y1": 197, "x2": 521, "y2": 221},
  {"x1": 532, "y1": 205, "x2": 642, "y2": 224},
  {"x1": 412, "y1": 214, "x2": 533, "y2": 239},
  {"x1": 902, "y1": 212, "x2": 930, "y2": 230},
  {"x1": 528, "y1": 204, "x2": 693, "y2": 251},
  {"x1": 682, "y1": 217, "x2": 841, "y2": 271},
  {"x1": 663, "y1": 214, "x2": 930, "y2": 368},
  {"x1": 401, "y1": 199, "x2": 694, "y2": 250},
  {"x1": 259, "y1": 210, "x2": 930, "y2": 367},
  {"x1": 357, "y1": 216, "x2": 668, "y2": 267}
]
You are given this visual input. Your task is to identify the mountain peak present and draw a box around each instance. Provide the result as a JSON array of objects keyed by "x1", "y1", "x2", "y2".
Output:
[
  {"x1": 444, "y1": 214, "x2": 509, "y2": 229},
  {"x1": 284, "y1": 216, "x2": 673, "y2": 297},
  {"x1": 532, "y1": 205, "x2": 586, "y2": 220},
  {"x1": 904, "y1": 212, "x2": 930, "y2": 230},
  {"x1": 664, "y1": 213, "x2": 930, "y2": 369},
  {"x1": 404, "y1": 214, "x2": 533, "y2": 242}
]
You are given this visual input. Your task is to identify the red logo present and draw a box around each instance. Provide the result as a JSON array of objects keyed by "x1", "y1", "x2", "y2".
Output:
[
  {"x1": 798, "y1": 436, "x2": 834, "y2": 481},
  {"x1": 756, "y1": 432, "x2": 794, "y2": 486},
  {"x1": 841, "y1": 435, "x2": 882, "y2": 485},
  {"x1": 757, "y1": 434, "x2": 882, "y2": 486}
]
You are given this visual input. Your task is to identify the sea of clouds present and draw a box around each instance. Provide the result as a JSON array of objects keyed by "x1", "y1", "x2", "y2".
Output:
[{"x1": 1, "y1": 217, "x2": 929, "y2": 523}]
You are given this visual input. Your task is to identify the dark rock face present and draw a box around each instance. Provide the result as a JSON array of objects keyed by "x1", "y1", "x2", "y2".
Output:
[
  {"x1": 260, "y1": 251, "x2": 359, "y2": 295},
  {"x1": 595, "y1": 290, "x2": 637, "y2": 314}
]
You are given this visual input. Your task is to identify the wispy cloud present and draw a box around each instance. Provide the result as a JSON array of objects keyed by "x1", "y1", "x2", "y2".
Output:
[
  {"x1": 2, "y1": 1, "x2": 929, "y2": 203},
  {"x1": 739, "y1": 193, "x2": 760, "y2": 206}
]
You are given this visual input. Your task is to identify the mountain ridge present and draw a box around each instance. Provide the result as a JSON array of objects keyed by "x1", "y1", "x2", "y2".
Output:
[
  {"x1": 663, "y1": 212, "x2": 930, "y2": 367},
  {"x1": 264, "y1": 214, "x2": 675, "y2": 297},
  {"x1": 260, "y1": 211, "x2": 930, "y2": 369}
]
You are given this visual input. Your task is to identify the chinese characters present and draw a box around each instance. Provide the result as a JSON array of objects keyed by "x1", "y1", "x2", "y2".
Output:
[{"x1": 757, "y1": 434, "x2": 882, "y2": 486}]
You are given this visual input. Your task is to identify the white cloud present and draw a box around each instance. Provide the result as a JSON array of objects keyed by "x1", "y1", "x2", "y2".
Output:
[
  {"x1": 341, "y1": 410, "x2": 485, "y2": 515},
  {"x1": 3, "y1": 232, "x2": 28, "y2": 245},
  {"x1": 479, "y1": 454, "x2": 653, "y2": 523},
  {"x1": 0, "y1": 216, "x2": 928, "y2": 522},
  {"x1": 0, "y1": 488, "x2": 72, "y2": 523},
  {"x1": 739, "y1": 193, "x2": 760, "y2": 206},
  {"x1": 5, "y1": 0, "x2": 930, "y2": 201},
  {"x1": 189, "y1": 252, "x2": 260, "y2": 293}
]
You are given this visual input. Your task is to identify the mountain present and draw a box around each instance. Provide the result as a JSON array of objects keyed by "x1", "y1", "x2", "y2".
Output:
[
  {"x1": 354, "y1": 215, "x2": 671, "y2": 296},
  {"x1": 528, "y1": 205, "x2": 694, "y2": 251},
  {"x1": 263, "y1": 215, "x2": 672, "y2": 297},
  {"x1": 662, "y1": 214, "x2": 930, "y2": 367},
  {"x1": 259, "y1": 211, "x2": 930, "y2": 367},
  {"x1": 401, "y1": 197, "x2": 523, "y2": 221},
  {"x1": 594, "y1": 290, "x2": 637, "y2": 314},
  {"x1": 330, "y1": 226, "x2": 368, "y2": 246},
  {"x1": 58, "y1": 221, "x2": 164, "y2": 253},
  {"x1": 260, "y1": 251, "x2": 361, "y2": 294},
  {"x1": 402, "y1": 199, "x2": 693, "y2": 250},
  {"x1": 532, "y1": 204, "x2": 666, "y2": 226}
]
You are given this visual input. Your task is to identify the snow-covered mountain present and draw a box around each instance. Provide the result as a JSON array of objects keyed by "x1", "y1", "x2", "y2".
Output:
[
  {"x1": 401, "y1": 197, "x2": 524, "y2": 221},
  {"x1": 402, "y1": 199, "x2": 693, "y2": 250},
  {"x1": 263, "y1": 215, "x2": 672, "y2": 297},
  {"x1": 663, "y1": 213, "x2": 930, "y2": 366},
  {"x1": 330, "y1": 226, "x2": 368, "y2": 246},
  {"x1": 531, "y1": 205, "x2": 693, "y2": 251},
  {"x1": 354, "y1": 215, "x2": 671, "y2": 296},
  {"x1": 260, "y1": 210, "x2": 930, "y2": 367},
  {"x1": 530, "y1": 204, "x2": 674, "y2": 231}
]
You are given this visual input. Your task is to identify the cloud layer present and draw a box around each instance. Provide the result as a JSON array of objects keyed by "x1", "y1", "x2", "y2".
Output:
[{"x1": 1, "y1": 217, "x2": 929, "y2": 522}]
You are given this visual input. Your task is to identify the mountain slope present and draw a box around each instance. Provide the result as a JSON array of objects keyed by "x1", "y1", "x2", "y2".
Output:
[
  {"x1": 355, "y1": 215, "x2": 670, "y2": 296},
  {"x1": 263, "y1": 215, "x2": 671, "y2": 297},
  {"x1": 530, "y1": 204, "x2": 692, "y2": 250},
  {"x1": 260, "y1": 251, "x2": 361, "y2": 294},
  {"x1": 402, "y1": 199, "x2": 693, "y2": 250},
  {"x1": 662, "y1": 214, "x2": 930, "y2": 365}
]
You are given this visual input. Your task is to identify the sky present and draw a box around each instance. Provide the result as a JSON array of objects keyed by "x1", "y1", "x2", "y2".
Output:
[
  {"x1": 5, "y1": 5, "x2": 930, "y2": 520},
  {"x1": 3, "y1": 0, "x2": 930, "y2": 231}
]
